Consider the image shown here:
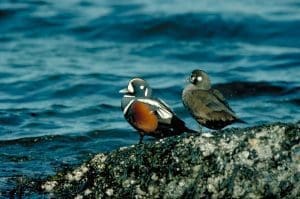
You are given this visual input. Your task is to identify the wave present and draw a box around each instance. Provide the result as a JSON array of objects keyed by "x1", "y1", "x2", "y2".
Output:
[
  {"x1": 0, "y1": 73, "x2": 126, "y2": 103},
  {"x1": 288, "y1": 98, "x2": 300, "y2": 106},
  {"x1": 152, "y1": 81, "x2": 298, "y2": 100},
  {"x1": 1, "y1": 2, "x2": 299, "y2": 49},
  {"x1": 0, "y1": 0, "x2": 299, "y2": 48},
  {"x1": 0, "y1": 128, "x2": 133, "y2": 147},
  {"x1": 69, "y1": 12, "x2": 300, "y2": 47},
  {"x1": 213, "y1": 81, "x2": 289, "y2": 98}
]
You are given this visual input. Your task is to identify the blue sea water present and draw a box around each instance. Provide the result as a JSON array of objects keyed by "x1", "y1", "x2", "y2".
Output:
[{"x1": 0, "y1": 0, "x2": 299, "y2": 196}]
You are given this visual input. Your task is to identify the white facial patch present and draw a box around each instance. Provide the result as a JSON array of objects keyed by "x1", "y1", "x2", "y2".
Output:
[
  {"x1": 190, "y1": 76, "x2": 196, "y2": 83},
  {"x1": 140, "y1": 85, "x2": 145, "y2": 90},
  {"x1": 197, "y1": 76, "x2": 203, "y2": 82},
  {"x1": 127, "y1": 81, "x2": 134, "y2": 93}
]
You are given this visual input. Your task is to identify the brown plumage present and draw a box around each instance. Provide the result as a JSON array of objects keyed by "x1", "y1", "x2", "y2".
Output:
[{"x1": 182, "y1": 69, "x2": 245, "y2": 130}]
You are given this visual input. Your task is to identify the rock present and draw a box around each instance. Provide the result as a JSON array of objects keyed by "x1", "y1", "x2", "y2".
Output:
[{"x1": 42, "y1": 122, "x2": 300, "y2": 198}]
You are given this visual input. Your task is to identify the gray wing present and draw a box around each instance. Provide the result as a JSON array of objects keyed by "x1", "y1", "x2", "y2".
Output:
[
  {"x1": 183, "y1": 89, "x2": 237, "y2": 123},
  {"x1": 210, "y1": 89, "x2": 236, "y2": 114}
]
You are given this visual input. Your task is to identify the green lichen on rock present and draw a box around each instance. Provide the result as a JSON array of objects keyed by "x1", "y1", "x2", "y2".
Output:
[{"x1": 42, "y1": 122, "x2": 300, "y2": 198}]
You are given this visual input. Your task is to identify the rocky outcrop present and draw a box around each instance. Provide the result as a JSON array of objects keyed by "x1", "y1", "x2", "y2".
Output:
[{"x1": 42, "y1": 122, "x2": 300, "y2": 198}]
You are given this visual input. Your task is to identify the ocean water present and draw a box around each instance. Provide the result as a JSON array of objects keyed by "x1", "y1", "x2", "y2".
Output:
[{"x1": 0, "y1": 0, "x2": 299, "y2": 196}]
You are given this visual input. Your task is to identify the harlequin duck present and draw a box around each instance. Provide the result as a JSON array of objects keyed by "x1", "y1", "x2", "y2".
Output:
[
  {"x1": 120, "y1": 78, "x2": 197, "y2": 143},
  {"x1": 182, "y1": 69, "x2": 245, "y2": 130}
]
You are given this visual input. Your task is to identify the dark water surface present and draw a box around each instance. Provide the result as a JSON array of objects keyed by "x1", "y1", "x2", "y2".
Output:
[{"x1": 0, "y1": 0, "x2": 299, "y2": 196}]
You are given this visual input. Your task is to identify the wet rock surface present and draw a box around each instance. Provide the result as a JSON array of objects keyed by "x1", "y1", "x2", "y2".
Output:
[{"x1": 42, "y1": 122, "x2": 299, "y2": 198}]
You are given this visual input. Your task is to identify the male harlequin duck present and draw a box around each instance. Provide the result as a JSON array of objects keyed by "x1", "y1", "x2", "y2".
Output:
[
  {"x1": 120, "y1": 78, "x2": 197, "y2": 143},
  {"x1": 182, "y1": 69, "x2": 245, "y2": 130}
]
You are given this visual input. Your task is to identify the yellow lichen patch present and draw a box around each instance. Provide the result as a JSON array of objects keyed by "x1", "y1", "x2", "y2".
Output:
[{"x1": 248, "y1": 138, "x2": 258, "y2": 148}]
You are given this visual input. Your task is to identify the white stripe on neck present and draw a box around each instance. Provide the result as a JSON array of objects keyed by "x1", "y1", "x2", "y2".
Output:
[
  {"x1": 123, "y1": 99, "x2": 134, "y2": 115},
  {"x1": 145, "y1": 88, "x2": 148, "y2": 96}
]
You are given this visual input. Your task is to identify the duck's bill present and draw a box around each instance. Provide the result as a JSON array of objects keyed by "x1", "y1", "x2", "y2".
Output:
[{"x1": 119, "y1": 88, "x2": 129, "y2": 94}]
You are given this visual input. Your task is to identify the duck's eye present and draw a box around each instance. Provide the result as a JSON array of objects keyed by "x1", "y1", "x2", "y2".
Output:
[
  {"x1": 197, "y1": 76, "x2": 202, "y2": 82},
  {"x1": 140, "y1": 85, "x2": 145, "y2": 90}
]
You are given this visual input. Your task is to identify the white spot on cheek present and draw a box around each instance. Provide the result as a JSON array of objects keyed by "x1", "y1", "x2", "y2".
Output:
[
  {"x1": 140, "y1": 85, "x2": 145, "y2": 90},
  {"x1": 190, "y1": 76, "x2": 195, "y2": 82},
  {"x1": 197, "y1": 76, "x2": 202, "y2": 82}
]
